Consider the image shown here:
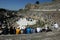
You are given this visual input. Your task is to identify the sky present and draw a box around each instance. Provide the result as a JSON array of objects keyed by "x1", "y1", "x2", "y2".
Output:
[{"x1": 0, "y1": 0, "x2": 52, "y2": 10}]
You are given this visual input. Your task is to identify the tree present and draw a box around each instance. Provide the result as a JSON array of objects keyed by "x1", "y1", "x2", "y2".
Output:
[
  {"x1": 35, "y1": 1, "x2": 40, "y2": 4},
  {"x1": 0, "y1": 8, "x2": 6, "y2": 12}
]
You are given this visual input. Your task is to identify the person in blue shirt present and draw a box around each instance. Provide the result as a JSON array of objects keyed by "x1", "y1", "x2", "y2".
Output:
[
  {"x1": 31, "y1": 28, "x2": 36, "y2": 33},
  {"x1": 26, "y1": 27, "x2": 31, "y2": 34}
]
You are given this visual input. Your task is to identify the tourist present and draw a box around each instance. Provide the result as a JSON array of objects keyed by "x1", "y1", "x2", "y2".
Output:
[
  {"x1": 21, "y1": 26, "x2": 26, "y2": 34},
  {"x1": 46, "y1": 27, "x2": 52, "y2": 32},
  {"x1": 45, "y1": 24, "x2": 48, "y2": 31},
  {"x1": 36, "y1": 27, "x2": 42, "y2": 33},
  {"x1": 2, "y1": 26, "x2": 9, "y2": 35},
  {"x1": 13, "y1": 27, "x2": 16, "y2": 34},
  {"x1": 24, "y1": 27, "x2": 27, "y2": 34},
  {"x1": 10, "y1": 27, "x2": 14, "y2": 34},
  {"x1": 16, "y1": 27, "x2": 21, "y2": 35},
  {"x1": 26, "y1": 27, "x2": 31, "y2": 34},
  {"x1": 0, "y1": 27, "x2": 3, "y2": 35},
  {"x1": 21, "y1": 29, "x2": 24, "y2": 34},
  {"x1": 53, "y1": 22, "x2": 59, "y2": 29},
  {"x1": 31, "y1": 28, "x2": 36, "y2": 33}
]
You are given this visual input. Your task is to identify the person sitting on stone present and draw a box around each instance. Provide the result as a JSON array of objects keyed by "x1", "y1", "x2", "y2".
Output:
[
  {"x1": 0, "y1": 27, "x2": 3, "y2": 35},
  {"x1": 16, "y1": 27, "x2": 21, "y2": 35},
  {"x1": 2, "y1": 26, "x2": 9, "y2": 35},
  {"x1": 31, "y1": 27, "x2": 36, "y2": 33},
  {"x1": 46, "y1": 27, "x2": 52, "y2": 32},
  {"x1": 36, "y1": 27, "x2": 42, "y2": 33},
  {"x1": 53, "y1": 22, "x2": 59, "y2": 29},
  {"x1": 10, "y1": 26, "x2": 14, "y2": 34},
  {"x1": 13, "y1": 27, "x2": 16, "y2": 34},
  {"x1": 26, "y1": 27, "x2": 31, "y2": 34}
]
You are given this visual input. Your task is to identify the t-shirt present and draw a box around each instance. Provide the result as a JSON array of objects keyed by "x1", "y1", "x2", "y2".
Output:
[
  {"x1": 16, "y1": 29, "x2": 21, "y2": 34},
  {"x1": 36, "y1": 27, "x2": 42, "y2": 32},
  {"x1": 54, "y1": 23, "x2": 59, "y2": 28}
]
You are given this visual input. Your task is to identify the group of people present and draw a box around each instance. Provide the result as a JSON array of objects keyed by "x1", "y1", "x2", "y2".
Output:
[
  {"x1": 0, "y1": 22, "x2": 59, "y2": 35},
  {"x1": 0, "y1": 26, "x2": 52, "y2": 35}
]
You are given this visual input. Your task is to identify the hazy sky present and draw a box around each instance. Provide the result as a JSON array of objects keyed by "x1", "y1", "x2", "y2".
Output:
[{"x1": 0, "y1": 0, "x2": 52, "y2": 10}]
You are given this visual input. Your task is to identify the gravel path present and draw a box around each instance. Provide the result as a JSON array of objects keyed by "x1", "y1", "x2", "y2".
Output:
[{"x1": 0, "y1": 30, "x2": 60, "y2": 40}]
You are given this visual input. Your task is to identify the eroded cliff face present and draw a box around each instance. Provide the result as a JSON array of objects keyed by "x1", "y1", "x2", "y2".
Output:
[
  {"x1": 21, "y1": 1, "x2": 60, "y2": 26},
  {"x1": 24, "y1": 11, "x2": 60, "y2": 26}
]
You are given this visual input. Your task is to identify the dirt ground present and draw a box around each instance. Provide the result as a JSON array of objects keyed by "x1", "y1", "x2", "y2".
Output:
[{"x1": 0, "y1": 29, "x2": 60, "y2": 40}]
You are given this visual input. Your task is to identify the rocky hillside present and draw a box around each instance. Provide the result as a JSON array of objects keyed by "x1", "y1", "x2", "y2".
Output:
[{"x1": 0, "y1": 1, "x2": 60, "y2": 27}]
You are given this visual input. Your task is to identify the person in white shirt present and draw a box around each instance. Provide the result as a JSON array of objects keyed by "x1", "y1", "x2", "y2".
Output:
[
  {"x1": 53, "y1": 22, "x2": 59, "y2": 29},
  {"x1": 36, "y1": 27, "x2": 42, "y2": 33},
  {"x1": 45, "y1": 24, "x2": 48, "y2": 30}
]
